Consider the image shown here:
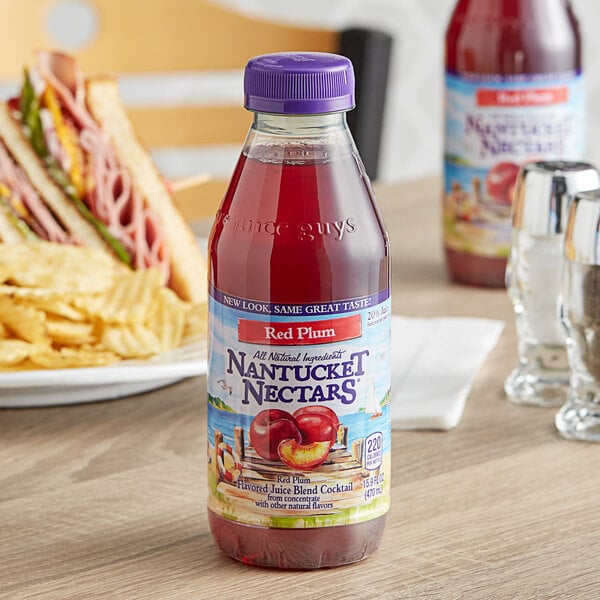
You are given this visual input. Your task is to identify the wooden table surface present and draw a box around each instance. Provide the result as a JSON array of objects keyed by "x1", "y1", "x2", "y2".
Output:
[{"x1": 2, "y1": 177, "x2": 599, "y2": 599}]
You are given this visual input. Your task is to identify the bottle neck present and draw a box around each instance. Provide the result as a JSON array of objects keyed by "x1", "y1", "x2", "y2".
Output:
[
  {"x1": 243, "y1": 111, "x2": 357, "y2": 164},
  {"x1": 251, "y1": 111, "x2": 348, "y2": 137}
]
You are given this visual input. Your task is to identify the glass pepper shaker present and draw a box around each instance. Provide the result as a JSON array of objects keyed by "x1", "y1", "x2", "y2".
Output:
[
  {"x1": 504, "y1": 161, "x2": 599, "y2": 407},
  {"x1": 556, "y1": 190, "x2": 600, "y2": 441}
]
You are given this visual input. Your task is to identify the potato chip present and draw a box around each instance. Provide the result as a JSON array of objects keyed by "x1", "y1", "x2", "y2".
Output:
[
  {"x1": 29, "y1": 346, "x2": 119, "y2": 369},
  {"x1": 70, "y1": 294, "x2": 103, "y2": 319},
  {"x1": 46, "y1": 316, "x2": 96, "y2": 346},
  {"x1": 183, "y1": 302, "x2": 208, "y2": 341},
  {"x1": 19, "y1": 297, "x2": 88, "y2": 322},
  {"x1": 0, "y1": 285, "x2": 60, "y2": 299},
  {"x1": 0, "y1": 358, "x2": 39, "y2": 372},
  {"x1": 100, "y1": 322, "x2": 161, "y2": 358},
  {"x1": 75, "y1": 268, "x2": 163, "y2": 324},
  {"x1": 0, "y1": 265, "x2": 10, "y2": 284},
  {"x1": 0, "y1": 339, "x2": 35, "y2": 366},
  {"x1": 0, "y1": 241, "x2": 115, "y2": 294},
  {"x1": 0, "y1": 241, "x2": 206, "y2": 370},
  {"x1": 0, "y1": 296, "x2": 49, "y2": 346},
  {"x1": 148, "y1": 287, "x2": 190, "y2": 351}
]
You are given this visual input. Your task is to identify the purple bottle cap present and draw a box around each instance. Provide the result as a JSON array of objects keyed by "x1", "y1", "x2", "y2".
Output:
[{"x1": 244, "y1": 52, "x2": 355, "y2": 114}]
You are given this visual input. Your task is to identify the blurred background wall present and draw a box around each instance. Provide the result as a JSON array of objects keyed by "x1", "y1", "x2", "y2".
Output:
[
  {"x1": 10, "y1": 0, "x2": 598, "y2": 185},
  {"x1": 215, "y1": 0, "x2": 600, "y2": 183}
]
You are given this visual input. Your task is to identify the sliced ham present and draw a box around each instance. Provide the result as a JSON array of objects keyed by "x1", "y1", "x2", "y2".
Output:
[
  {"x1": 0, "y1": 140, "x2": 73, "y2": 243},
  {"x1": 36, "y1": 52, "x2": 96, "y2": 132},
  {"x1": 34, "y1": 51, "x2": 170, "y2": 281}
]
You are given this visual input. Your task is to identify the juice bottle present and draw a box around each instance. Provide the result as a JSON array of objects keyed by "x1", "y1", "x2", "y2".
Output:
[
  {"x1": 206, "y1": 52, "x2": 391, "y2": 569},
  {"x1": 443, "y1": 0, "x2": 584, "y2": 286}
]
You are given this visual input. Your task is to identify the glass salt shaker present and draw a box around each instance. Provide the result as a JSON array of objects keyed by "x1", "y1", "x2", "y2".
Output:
[
  {"x1": 504, "y1": 161, "x2": 600, "y2": 407},
  {"x1": 556, "y1": 190, "x2": 600, "y2": 441}
]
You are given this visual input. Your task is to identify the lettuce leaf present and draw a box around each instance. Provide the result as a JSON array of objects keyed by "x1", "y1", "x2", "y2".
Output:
[
  {"x1": 20, "y1": 69, "x2": 48, "y2": 158},
  {"x1": 18, "y1": 72, "x2": 132, "y2": 266},
  {"x1": 0, "y1": 194, "x2": 38, "y2": 241}
]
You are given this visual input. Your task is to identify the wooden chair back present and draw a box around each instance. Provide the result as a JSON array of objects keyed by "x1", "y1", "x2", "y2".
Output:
[{"x1": 0, "y1": 0, "x2": 391, "y2": 219}]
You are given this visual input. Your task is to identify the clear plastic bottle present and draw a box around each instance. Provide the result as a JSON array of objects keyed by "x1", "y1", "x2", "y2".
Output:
[
  {"x1": 443, "y1": 0, "x2": 584, "y2": 287},
  {"x1": 206, "y1": 53, "x2": 391, "y2": 568}
]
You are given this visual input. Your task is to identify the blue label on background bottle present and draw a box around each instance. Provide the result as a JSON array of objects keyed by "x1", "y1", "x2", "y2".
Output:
[{"x1": 443, "y1": 71, "x2": 585, "y2": 259}]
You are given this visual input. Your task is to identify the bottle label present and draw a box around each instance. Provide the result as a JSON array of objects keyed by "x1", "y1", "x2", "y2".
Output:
[
  {"x1": 443, "y1": 71, "x2": 585, "y2": 259},
  {"x1": 207, "y1": 286, "x2": 391, "y2": 528}
]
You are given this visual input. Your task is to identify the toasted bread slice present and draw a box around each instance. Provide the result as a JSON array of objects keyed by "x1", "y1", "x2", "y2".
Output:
[
  {"x1": 0, "y1": 201, "x2": 23, "y2": 243},
  {"x1": 0, "y1": 104, "x2": 109, "y2": 250},
  {"x1": 85, "y1": 77, "x2": 207, "y2": 304}
]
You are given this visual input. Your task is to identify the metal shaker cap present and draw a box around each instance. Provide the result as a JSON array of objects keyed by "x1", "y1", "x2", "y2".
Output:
[
  {"x1": 565, "y1": 189, "x2": 600, "y2": 265},
  {"x1": 512, "y1": 160, "x2": 600, "y2": 235}
]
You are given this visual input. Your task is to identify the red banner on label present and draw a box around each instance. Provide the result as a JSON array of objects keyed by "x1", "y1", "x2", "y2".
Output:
[
  {"x1": 476, "y1": 87, "x2": 568, "y2": 107},
  {"x1": 238, "y1": 315, "x2": 362, "y2": 346}
]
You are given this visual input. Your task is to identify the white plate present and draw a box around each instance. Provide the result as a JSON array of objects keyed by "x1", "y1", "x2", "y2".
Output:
[{"x1": 0, "y1": 340, "x2": 207, "y2": 408}]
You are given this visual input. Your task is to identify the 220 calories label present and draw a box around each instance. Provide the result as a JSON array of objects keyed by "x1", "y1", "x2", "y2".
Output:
[{"x1": 207, "y1": 287, "x2": 391, "y2": 528}]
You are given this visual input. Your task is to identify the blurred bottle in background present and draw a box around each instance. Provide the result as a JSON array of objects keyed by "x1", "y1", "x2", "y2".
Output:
[{"x1": 442, "y1": 0, "x2": 585, "y2": 287}]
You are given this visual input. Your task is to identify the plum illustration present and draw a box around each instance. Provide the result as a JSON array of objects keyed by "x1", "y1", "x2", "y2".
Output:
[
  {"x1": 249, "y1": 409, "x2": 301, "y2": 461},
  {"x1": 486, "y1": 161, "x2": 520, "y2": 206},
  {"x1": 294, "y1": 411, "x2": 337, "y2": 446},
  {"x1": 277, "y1": 439, "x2": 331, "y2": 470}
]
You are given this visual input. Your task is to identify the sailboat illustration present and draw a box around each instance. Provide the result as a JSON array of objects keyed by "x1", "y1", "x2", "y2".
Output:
[{"x1": 366, "y1": 379, "x2": 382, "y2": 418}]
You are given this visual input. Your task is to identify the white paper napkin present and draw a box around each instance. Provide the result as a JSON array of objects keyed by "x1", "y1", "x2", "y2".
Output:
[{"x1": 390, "y1": 315, "x2": 505, "y2": 430}]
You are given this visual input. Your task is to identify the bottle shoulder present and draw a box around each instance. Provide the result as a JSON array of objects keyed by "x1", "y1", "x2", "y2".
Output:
[{"x1": 446, "y1": 0, "x2": 581, "y2": 75}]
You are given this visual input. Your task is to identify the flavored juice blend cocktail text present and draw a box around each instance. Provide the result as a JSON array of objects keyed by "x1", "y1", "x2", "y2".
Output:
[{"x1": 206, "y1": 52, "x2": 391, "y2": 568}]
